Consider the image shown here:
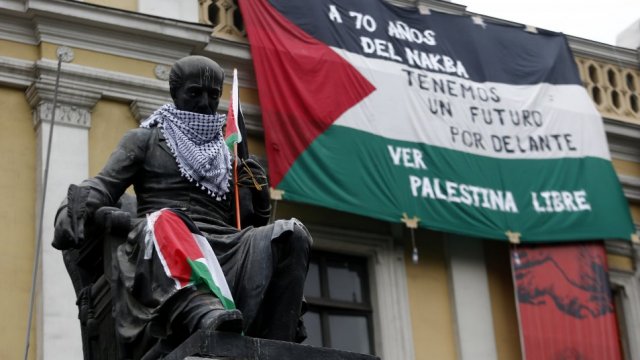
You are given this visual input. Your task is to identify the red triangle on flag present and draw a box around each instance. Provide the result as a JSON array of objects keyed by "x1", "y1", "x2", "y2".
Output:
[{"x1": 240, "y1": 0, "x2": 376, "y2": 186}]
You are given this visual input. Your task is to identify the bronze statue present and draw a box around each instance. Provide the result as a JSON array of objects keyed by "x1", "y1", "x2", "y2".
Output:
[{"x1": 53, "y1": 56, "x2": 312, "y2": 359}]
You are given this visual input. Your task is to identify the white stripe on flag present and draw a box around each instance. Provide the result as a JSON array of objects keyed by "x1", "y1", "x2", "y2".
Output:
[
  {"x1": 331, "y1": 48, "x2": 610, "y2": 161},
  {"x1": 193, "y1": 233, "x2": 235, "y2": 304}
]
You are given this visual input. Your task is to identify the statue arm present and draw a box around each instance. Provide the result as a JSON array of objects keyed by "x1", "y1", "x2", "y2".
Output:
[
  {"x1": 238, "y1": 156, "x2": 271, "y2": 228},
  {"x1": 53, "y1": 128, "x2": 150, "y2": 249},
  {"x1": 81, "y1": 128, "x2": 150, "y2": 210}
]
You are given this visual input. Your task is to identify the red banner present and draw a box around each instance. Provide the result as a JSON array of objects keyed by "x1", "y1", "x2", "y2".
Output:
[{"x1": 511, "y1": 242, "x2": 622, "y2": 359}]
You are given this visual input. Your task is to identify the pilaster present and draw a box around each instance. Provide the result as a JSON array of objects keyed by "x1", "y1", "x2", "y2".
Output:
[
  {"x1": 447, "y1": 236, "x2": 498, "y2": 360},
  {"x1": 26, "y1": 62, "x2": 100, "y2": 360}
]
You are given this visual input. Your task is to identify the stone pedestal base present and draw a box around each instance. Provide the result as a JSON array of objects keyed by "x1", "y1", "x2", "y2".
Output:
[{"x1": 165, "y1": 331, "x2": 380, "y2": 360}]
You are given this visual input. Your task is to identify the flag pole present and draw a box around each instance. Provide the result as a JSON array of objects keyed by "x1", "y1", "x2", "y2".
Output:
[{"x1": 233, "y1": 143, "x2": 241, "y2": 230}]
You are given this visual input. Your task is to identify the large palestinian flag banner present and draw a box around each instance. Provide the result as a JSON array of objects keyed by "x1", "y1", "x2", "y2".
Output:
[{"x1": 240, "y1": 0, "x2": 636, "y2": 243}]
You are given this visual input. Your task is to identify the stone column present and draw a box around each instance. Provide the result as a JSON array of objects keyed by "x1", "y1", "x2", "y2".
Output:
[
  {"x1": 447, "y1": 235, "x2": 498, "y2": 360},
  {"x1": 26, "y1": 71, "x2": 100, "y2": 360}
]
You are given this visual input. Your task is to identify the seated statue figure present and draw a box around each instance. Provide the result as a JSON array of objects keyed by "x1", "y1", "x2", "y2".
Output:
[{"x1": 53, "y1": 55, "x2": 312, "y2": 359}]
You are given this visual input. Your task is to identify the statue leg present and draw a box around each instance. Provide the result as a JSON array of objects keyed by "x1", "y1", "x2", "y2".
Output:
[
  {"x1": 140, "y1": 288, "x2": 244, "y2": 359},
  {"x1": 169, "y1": 288, "x2": 243, "y2": 335},
  {"x1": 248, "y1": 223, "x2": 311, "y2": 341}
]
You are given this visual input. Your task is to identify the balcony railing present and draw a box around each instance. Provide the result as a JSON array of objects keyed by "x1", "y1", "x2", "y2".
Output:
[
  {"x1": 199, "y1": 0, "x2": 246, "y2": 42},
  {"x1": 576, "y1": 57, "x2": 640, "y2": 124}
]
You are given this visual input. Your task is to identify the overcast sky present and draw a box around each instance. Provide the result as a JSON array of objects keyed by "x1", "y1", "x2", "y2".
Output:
[{"x1": 457, "y1": 0, "x2": 640, "y2": 47}]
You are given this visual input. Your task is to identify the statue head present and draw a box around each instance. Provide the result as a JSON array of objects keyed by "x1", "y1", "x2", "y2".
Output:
[{"x1": 169, "y1": 56, "x2": 225, "y2": 115}]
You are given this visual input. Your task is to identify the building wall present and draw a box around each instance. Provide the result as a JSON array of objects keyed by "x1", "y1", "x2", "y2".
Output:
[
  {"x1": 39, "y1": 42, "x2": 158, "y2": 79},
  {"x1": 405, "y1": 231, "x2": 458, "y2": 360},
  {"x1": 89, "y1": 100, "x2": 139, "y2": 176},
  {"x1": 0, "y1": 39, "x2": 39, "y2": 60},
  {"x1": 0, "y1": 87, "x2": 37, "y2": 360}
]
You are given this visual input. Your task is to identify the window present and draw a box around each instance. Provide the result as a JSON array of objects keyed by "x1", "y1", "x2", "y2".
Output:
[{"x1": 302, "y1": 251, "x2": 374, "y2": 355}]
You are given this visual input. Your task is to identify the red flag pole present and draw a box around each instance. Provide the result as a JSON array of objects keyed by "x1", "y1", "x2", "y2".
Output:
[{"x1": 233, "y1": 142, "x2": 241, "y2": 230}]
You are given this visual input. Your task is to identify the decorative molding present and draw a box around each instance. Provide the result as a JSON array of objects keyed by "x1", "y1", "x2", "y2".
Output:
[
  {"x1": 56, "y1": 45, "x2": 74, "y2": 63},
  {"x1": 25, "y1": 69, "x2": 100, "y2": 129},
  {"x1": 569, "y1": 36, "x2": 639, "y2": 67},
  {"x1": 154, "y1": 64, "x2": 171, "y2": 81},
  {"x1": 308, "y1": 225, "x2": 416, "y2": 360},
  {"x1": 606, "y1": 240, "x2": 637, "y2": 258},
  {"x1": 0, "y1": 0, "x2": 27, "y2": 12},
  {"x1": 130, "y1": 99, "x2": 165, "y2": 123},
  {"x1": 33, "y1": 59, "x2": 171, "y2": 104},
  {"x1": 25, "y1": 70, "x2": 101, "y2": 109},
  {"x1": 619, "y1": 174, "x2": 640, "y2": 203},
  {"x1": 205, "y1": 0, "x2": 247, "y2": 43},
  {"x1": 0, "y1": 56, "x2": 34, "y2": 87},
  {"x1": 0, "y1": 0, "x2": 213, "y2": 65},
  {"x1": 32, "y1": 101, "x2": 92, "y2": 129},
  {"x1": 33, "y1": 17, "x2": 196, "y2": 65},
  {"x1": 0, "y1": 12, "x2": 36, "y2": 44},
  {"x1": 605, "y1": 118, "x2": 640, "y2": 162},
  {"x1": 203, "y1": 38, "x2": 252, "y2": 61}
]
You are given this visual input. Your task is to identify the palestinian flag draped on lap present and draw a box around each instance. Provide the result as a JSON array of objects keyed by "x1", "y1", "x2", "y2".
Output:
[
  {"x1": 145, "y1": 208, "x2": 235, "y2": 309},
  {"x1": 239, "y1": 0, "x2": 635, "y2": 243}
]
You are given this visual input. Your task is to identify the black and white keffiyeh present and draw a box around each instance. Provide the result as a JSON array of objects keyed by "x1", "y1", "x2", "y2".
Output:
[{"x1": 141, "y1": 104, "x2": 231, "y2": 200}]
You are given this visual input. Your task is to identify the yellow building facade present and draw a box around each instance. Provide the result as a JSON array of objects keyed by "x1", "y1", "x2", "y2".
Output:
[{"x1": 0, "y1": 0, "x2": 638, "y2": 359}]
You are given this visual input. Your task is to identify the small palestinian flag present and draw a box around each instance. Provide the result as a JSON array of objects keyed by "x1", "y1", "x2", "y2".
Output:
[
  {"x1": 145, "y1": 208, "x2": 235, "y2": 309},
  {"x1": 225, "y1": 68, "x2": 244, "y2": 154}
]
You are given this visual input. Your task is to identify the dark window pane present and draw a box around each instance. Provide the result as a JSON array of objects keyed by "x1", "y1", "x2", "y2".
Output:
[
  {"x1": 327, "y1": 260, "x2": 363, "y2": 303},
  {"x1": 328, "y1": 314, "x2": 370, "y2": 354},
  {"x1": 304, "y1": 261, "x2": 321, "y2": 298},
  {"x1": 302, "y1": 311, "x2": 323, "y2": 347}
]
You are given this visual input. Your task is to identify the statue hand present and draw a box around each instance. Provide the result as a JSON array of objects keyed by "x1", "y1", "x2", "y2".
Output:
[
  {"x1": 52, "y1": 204, "x2": 82, "y2": 250},
  {"x1": 238, "y1": 156, "x2": 271, "y2": 227},
  {"x1": 239, "y1": 156, "x2": 270, "y2": 207}
]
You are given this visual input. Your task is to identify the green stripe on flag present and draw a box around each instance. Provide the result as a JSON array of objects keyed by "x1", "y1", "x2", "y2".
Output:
[
  {"x1": 225, "y1": 133, "x2": 239, "y2": 150},
  {"x1": 188, "y1": 259, "x2": 236, "y2": 310},
  {"x1": 279, "y1": 125, "x2": 635, "y2": 242}
]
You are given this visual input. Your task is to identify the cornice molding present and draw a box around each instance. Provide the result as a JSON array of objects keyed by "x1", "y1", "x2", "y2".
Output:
[
  {"x1": 0, "y1": 0, "x2": 214, "y2": 64},
  {"x1": 130, "y1": 99, "x2": 164, "y2": 123},
  {"x1": 200, "y1": 38, "x2": 256, "y2": 88},
  {"x1": 33, "y1": 59, "x2": 171, "y2": 104},
  {"x1": 605, "y1": 240, "x2": 636, "y2": 258},
  {"x1": 568, "y1": 36, "x2": 639, "y2": 67},
  {"x1": 26, "y1": 0, "x2": 210, "y2": 43},
  {"x1": 605, "y1": 118, "x2": 640, "y2": 163},
  {"x1": 619, "y1": 174, "x2": 640, "y2": 203},
  {"x1": 32, "y1": 17, "x2": 195, "y2": 65},
  {"x1": 0, "y1": 56, "x2": 34, "y2": 87},
  {"x1": 0, "y1": 0, "x2": 26, "y2": 12},
  {"x1": 0, "y1": 12, "x2": 36, "y2": 44}
]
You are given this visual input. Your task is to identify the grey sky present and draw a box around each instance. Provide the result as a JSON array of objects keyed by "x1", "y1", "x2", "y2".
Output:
[{"x1": 458, "y1": 0, "x2": 640, "y2": 47}]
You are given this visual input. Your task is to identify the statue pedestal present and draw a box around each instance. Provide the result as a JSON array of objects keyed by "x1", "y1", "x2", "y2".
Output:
[{"x1": 165, "y1": 331, "x2": 381, "y2": 360}]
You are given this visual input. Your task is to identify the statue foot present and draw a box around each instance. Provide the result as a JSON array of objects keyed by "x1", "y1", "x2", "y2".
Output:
[{"x1": 197, "y1": 308, "x2": 243, "y2": 333}]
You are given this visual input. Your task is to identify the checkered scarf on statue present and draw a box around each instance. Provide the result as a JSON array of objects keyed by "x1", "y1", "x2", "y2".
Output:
[{"x1": 141, "y1": 104, "x2": 232, "y2": 200}]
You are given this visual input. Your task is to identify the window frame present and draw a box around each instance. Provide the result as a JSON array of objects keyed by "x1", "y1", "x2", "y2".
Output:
[
  {"x1": 306, "y1": 224, "x2": 415, "y2": 360},
  {"x1": 304, "y1": 250, "x2": 375, "y2": 353},
  {"x1": 606, "y1": 239, "x2": 640, "y2": 360}
]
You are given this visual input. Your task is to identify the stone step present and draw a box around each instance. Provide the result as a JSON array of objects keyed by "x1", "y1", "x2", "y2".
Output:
[{"x1": 166, "y1": 331, "x2": 380, "y2": 360}]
